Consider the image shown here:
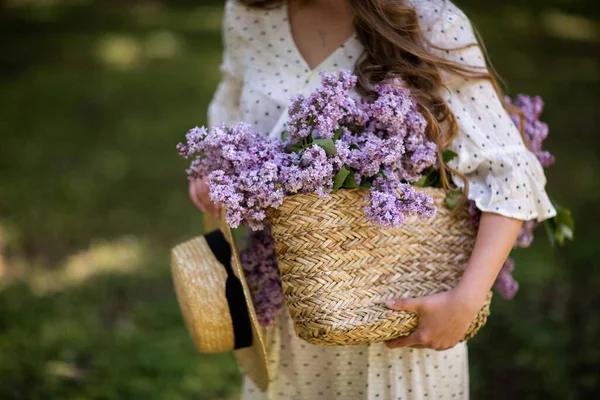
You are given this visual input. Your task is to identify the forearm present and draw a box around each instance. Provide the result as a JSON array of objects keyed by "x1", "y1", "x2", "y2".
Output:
[{"x1": 456, "y1": 212, "x2": 523, "y2": 304}]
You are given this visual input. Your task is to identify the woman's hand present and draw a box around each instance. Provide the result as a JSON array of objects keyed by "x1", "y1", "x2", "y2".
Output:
[
  {"x1": 189, "y1": 176, "x2": 221, "y2": 217},
  {"x1": 384, "y1": 285, "x2": 486, "y2": 351},
  {"x1": 385, "y1": 212, "x2": 523, "y2": 351}
]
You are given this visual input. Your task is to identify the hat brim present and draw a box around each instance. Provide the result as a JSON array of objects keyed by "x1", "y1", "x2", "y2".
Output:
[
  {"x1": 221, "y1": 221, "x2": 270, "y2": 392},
  {"x1": 171, "y1": 236, "x2": 236, "y2": 354}
]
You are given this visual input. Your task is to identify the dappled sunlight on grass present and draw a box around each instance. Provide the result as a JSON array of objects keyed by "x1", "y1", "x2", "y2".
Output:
[
  {"x1": 0, "y1": 244, "x2": 242, "y2": 399},
  {"x1": 0, "y1": 233, "x2": 146, "y2": 295},
  {"x1": 96, "y1": 35, "x2": 145, "y2": 69},
  {"x1": 475, "y1": 5, "x2": 600, "y2": 45},
  {"x1": 95, "y1": 31, "x2": 185, "y2": 69},
  {"x1": 35, "y1": 236, "x2": 145, "y2": 295},
  {"x1": 45, "y1": 360, "x2": 87, "y2": 381},
  {"x1": 145, "y1": 30, "x2": 183, "y2": 60},
  {"x1": 131, "y1": 4, "x2": 225, "y2": 33},
  {"x1": 542, "y1": 10, "x2": 600, "y2": 42}
]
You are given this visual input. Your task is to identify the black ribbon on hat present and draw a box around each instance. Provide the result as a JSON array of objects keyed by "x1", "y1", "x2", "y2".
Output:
[{"x1": 204, "y1": 230, "x2": 253, "y2": 350}]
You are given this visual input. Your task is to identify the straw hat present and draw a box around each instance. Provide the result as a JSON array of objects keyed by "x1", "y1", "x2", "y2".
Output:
[{"x1": 171, "y1": 213, "x2": 270, "y2": 391}]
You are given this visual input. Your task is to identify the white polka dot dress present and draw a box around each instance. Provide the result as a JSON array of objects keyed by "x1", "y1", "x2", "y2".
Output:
[
  {"x1": 207, "y1": 1, "x2": 557, "y2": 399},
  {"x1": 243, "y1": 313, "x2": 469, "y2": 400}
]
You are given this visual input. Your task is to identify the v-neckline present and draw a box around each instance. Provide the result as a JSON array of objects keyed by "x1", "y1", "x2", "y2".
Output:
[{"x1": 282, "y1": 0, "x2": 357, "y2": 73}]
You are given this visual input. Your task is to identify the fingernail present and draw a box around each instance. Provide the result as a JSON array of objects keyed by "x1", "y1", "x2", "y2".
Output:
[{"x1": 385, "y1": 299, "x2": 396, "y2": 308}]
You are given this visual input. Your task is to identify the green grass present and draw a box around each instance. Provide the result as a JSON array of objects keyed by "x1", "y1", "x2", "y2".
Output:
[
  {"x1": 0, "y1": 256, "x2": 242, "y2": 400},
  {"x1": 0, "y1": 0, "x2": 599, "y2": 399},
  {"x1": 0, "y1": 3, "x2": 244, "y2": 399}
]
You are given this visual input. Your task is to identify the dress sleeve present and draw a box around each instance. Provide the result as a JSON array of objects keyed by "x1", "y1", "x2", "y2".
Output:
[
  {"x1": 207, "y1": 0, "x2": 244, "y2": 127},
  {"x1": 424, "y1": 4, "x2": 557, "y2": 222}
]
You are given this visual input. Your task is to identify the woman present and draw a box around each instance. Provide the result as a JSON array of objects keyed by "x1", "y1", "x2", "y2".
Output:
[{"x1": 189, "y1": 0, "x2": 556, "y2": 398}]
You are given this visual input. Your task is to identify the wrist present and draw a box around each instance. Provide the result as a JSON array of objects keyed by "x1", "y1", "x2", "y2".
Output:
[{"x1": 453, "y1": 280, "x2": 490, "y2": 313}]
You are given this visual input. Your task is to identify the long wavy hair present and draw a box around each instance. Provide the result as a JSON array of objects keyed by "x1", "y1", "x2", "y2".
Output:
[{"x1": 238, "y1": 0, "x2": 524, "y2": 202}]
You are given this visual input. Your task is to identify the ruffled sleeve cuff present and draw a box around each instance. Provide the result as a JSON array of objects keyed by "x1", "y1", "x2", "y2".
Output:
[{"x1": 450, "y1": 147, "x2": 557, "y2": 222}]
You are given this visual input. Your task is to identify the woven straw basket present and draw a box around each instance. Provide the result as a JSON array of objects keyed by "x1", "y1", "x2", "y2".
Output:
[{"x1": 267, "y1": 186, "x2": 492, "y2": 346}]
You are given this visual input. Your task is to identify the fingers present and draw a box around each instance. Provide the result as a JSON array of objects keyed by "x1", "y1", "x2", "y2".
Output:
[
  {"x1": 385, "y1": 293, "x2": 463, "y2": 351},
  {"x1": 385, "y1": 297, "x2": 423, "y2": 313},
  {"x1": 384, "y1": 298, "x2": 426, "y2": 349},
  {"x1": 189, "y1": 179, "x2": 207, "y2": 212},
  {"x1": 197, "y1": 178, "x2": 221, "y2": 217},
  {"x1": 189, "y1": 178, "x2": 221, "y2": 217},
  {"x1": 385, "y1": 329, "x2": 429, "y2": 349},
  {"x1": 386, "y1": 331, "x2": 457, "y2": 351}
]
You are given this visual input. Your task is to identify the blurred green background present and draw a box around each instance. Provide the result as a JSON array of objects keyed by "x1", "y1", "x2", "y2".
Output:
[{"x1": 0, "y1": 0, "x2": 598, "y2": 399}]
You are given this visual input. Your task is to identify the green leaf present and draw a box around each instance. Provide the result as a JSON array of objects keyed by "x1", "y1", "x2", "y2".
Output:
[
  {"x1": 281, "y1": 130, "x2": 289, "y2": 141},
  {"x1": 442, "y1": 149, "x2": 458, "y2": 164},
  {"x1": 552, "y1": 207, "x2": 575, "y2": 246},
  {"x1": 558, "y1": 224, "x2": 574, "y2": 242},
  {"x1": 333, "y1": 166, "x2": 351, "y2": 190},
  {"x1": 429, "y1": 171, "x2": 442, "y2": 188},
  {"x1": 555, "y1": 207, "x2": 575, "y2": 231},
  {"x1": 343, "y1": 170, "x2": 360, "y2": 189},
  {"x1": 444, "y1": 189, "x2": 463, "y2": 210},
  {"x1": 543, "y1": 206, "x2": 574, "y2": 247},
  {"x1": 313, "y1": 138, "x2": 337, "y2": 155},
  {"x1": 412, "y1": 175, "x2": 429, "y2": 188},
  {"x1": 286, "y1": 143, "x2": 304, "y2": 153},
  {"x1": 543, "y1": 219, "x2": 557, "y2": 247},
  {"x1": 360, "y1": 180, "x2": 373, "y2": 189},
  {"x1": 445, "y1": 196, "x2": 461, "y2": 210},
  {"x1": 334, "y1": 127, "x2": 343, "y2": 141},
  {"x1": 412, "y1": 167, "x2": 442, "y2": 188}
]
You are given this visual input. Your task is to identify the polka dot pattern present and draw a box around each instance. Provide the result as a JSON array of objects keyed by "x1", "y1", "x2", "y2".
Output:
[
  {"x1": 242, "y1": 313, "x2": 469, "y2": 400},
  {"x1": 209, "y1": 0, "x2": 556, "y2": 223},
  {"x1": 418, "y1": 1, "x2": 556, "y2": 222},
  {"x1": 208, "y1": 0, "x2": 557, "y2": 398}
]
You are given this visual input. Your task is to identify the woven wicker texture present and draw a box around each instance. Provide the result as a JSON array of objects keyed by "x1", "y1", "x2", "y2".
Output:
[
  {"x1": 267, "y1": 187, "x2": 492, "y2": 346},
  {"x1": 171, "y1": 236, "x2": 234, "y2": 353}
]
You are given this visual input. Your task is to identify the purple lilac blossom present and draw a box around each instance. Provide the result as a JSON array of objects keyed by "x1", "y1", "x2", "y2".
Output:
[
  {"x1": 515, "y1": 220, "x2": 538, "y2": 248},
  {"x1": 365, "y1": 177, "x2": 436, "y2": 228},
  {"x1": 399, "y1": 137, "x2": 438, "y2": 182},
  {"x1": 467, "y1": 200, "x2": 481, "y2": 229},
  {"x1": 345, "y1": 133, "x2": 406, "y2": 178},
  {"x1": 357, "y1": 80, "x2": 436, "y2": 182},
  {"x1": 363, "y1": 79, "x2": 427, "y2": 137},
  {"x1": 506, "y1": 94, "x2": 555, "y2": 167},
  {"x1": 287, "y1": 70, "x2": 359, "y2": 141},
  {"x1": 178, "y1": 70, "x2": 438, "y2": 230},
  {"x1": 493, "y1": 258, "x2": 519, "y2": 300},
  {"x1": 177, "y1": 122, "x2": 296, "y2": 230},
  {"x1": 331, "y1": 139, "x2": 351, "y2": 170},
  {"x1": 239, "y1": 227, "x2": 284, "y2": 327},
  {"x1": 296, "y1": 145, "x2": 334, "y2": 197}
]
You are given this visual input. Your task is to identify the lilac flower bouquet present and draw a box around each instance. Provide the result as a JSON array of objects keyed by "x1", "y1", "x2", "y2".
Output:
[{"x1": 178, "y1": 70, "x2": 440, "y2": 231}]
